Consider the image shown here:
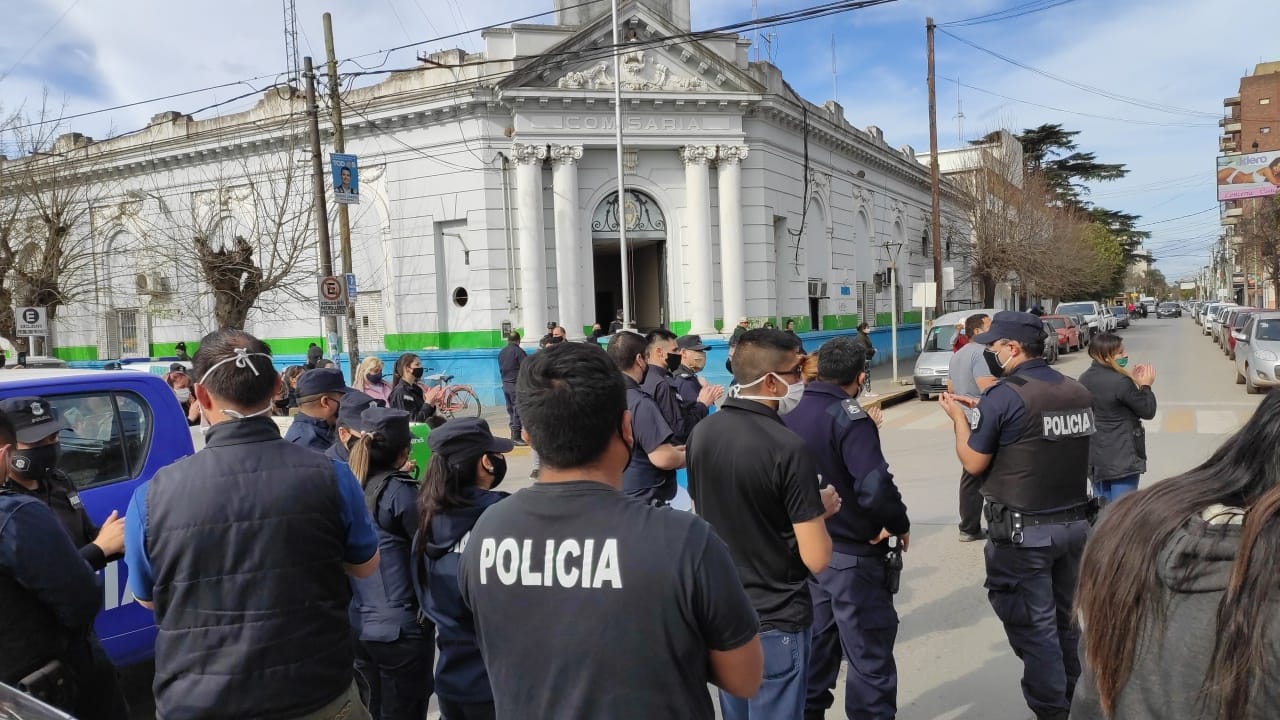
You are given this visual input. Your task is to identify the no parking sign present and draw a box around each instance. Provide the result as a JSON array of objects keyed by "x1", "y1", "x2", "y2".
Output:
[{"x1": 15, "y1": 306, "x2": 47, "y2": 337}]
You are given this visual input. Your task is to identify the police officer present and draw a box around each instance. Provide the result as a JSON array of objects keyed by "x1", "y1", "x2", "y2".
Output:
[
  {"x1": 347, "y1": 406, "x2": 435, "y2": 720},
  {"x1": 671, "y1": 334, "x2": 724, "y2": 437},
  {"x1": 0, "y1": 410, "x2": 128, "y2": 720},
  {"x1": 605, "y1": 332, "x2": 685, "y2": 504},
  {"x1": 784, "y1": 337, "x2": 909, "y2": 720},
  {"x1": 326, "y1": 391, "x2": 381, "y2": 463},
  {"x1": 286, "y1": 367, "x2": 356, "y2": 452},
  {"x1": 939, "y1": 311, "x2": 1094, "y2": 720}
]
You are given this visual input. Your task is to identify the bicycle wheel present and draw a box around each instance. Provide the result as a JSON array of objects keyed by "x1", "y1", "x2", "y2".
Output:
[{"x1": 442, "y1": 387, "x2": 482, "y2": 419}]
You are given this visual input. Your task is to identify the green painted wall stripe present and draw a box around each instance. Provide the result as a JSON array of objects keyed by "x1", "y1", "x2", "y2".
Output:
[
  {"x1": 52, "y1": 345, "x2": 98, "y2": 362},
  {"x1": 384, "y1": 331, "x2": 504, "y2": 351}
]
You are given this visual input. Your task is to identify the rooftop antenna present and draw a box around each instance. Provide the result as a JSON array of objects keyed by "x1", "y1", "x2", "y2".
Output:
[
  {"x1": 283, "y1": 0, "x2": 300, "y2": 86},
  {"x1": 953, "y1": 76, "x2": 965, "y2": 144},
  {"x1": 752, "y1": 0, "x2": 759, "y2": 63},
  {"x1": 831, "y1": 34, "x2": 838, "y2": 100}
]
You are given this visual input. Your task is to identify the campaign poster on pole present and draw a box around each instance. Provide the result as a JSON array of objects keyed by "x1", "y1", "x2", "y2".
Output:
[{"x1": 331, "y1": 153, "x2": 360, "y2": 205}]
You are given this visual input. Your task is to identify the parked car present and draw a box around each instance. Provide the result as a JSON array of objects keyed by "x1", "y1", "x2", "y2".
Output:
[
  {"x1": 911, "y1": 307, "x2": 1003, "y2": 400},
  {"x1": 1108, "y1": 305, "x2": 1131, "y2": 329},
  {"x1": 1156, "y1": 302, "x2": 1181, "y2": 319},
  {"x1": 1219, "y1": 307, "x2": 1246, "y2": 349},
  {"x1": 1211, "y1": 304, "x2": 1238, "y2": 344},
  {"x1": 1068, "y1": 313, "x2": 1091, "y2": 347},
  {"x1": 0, "y1": 369, "x2": 198, "y2": 666},
  {"x1": 1042, "y1": 314, "x2": 1083, "y2": 353},
  {"x1": 1055, "y1": 301, "x2": 1110, "y2": 338},
  {"x1": 1042, "y1": 321, "x2": 1060, "y2": 364},
  {"x1": 1202, "y1": 302, "x2": 1229, "y2": 335},
  {"x1": 1226, "y1": 308, "x2": 1257, "y2": 359},
  {"x1": 1234, "y1": 312, "x2": 1280, "y2": 394}
]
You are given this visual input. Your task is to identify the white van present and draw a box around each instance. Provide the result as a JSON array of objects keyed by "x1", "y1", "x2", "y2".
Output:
[
  {"x1": 1055, "y1": 300, "x2": 1111, "y2": 337},
  {"x1": 912, "y1": 308, "x2": 1002, "y2": 400}
]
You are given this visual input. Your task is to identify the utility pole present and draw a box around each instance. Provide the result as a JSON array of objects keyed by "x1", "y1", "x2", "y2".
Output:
[
  {"x1": 304, "y1": 56, "x2": 339, "y2": 345},
  {"x1": 926, "y1": 17, "x2": 945, "y2": 321},
  {"x1": 325, "y1": 13, "x2": 360, "y2": 379}
]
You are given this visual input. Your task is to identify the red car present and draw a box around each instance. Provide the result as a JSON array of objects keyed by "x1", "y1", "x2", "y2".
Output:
[
  {"x1": 1043, "y1": 314, "x2": 1082, "y2": 352},
  {"x1": 1226, "y1": 308, "x2": 1257, "y2": 359}
]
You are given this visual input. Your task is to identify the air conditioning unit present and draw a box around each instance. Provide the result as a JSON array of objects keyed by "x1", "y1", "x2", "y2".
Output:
[
  {"x1": 807, "y1": 280, "x2": 828, "y2": 298},
  {"x1": 136, "y1": 273, "x2": 174, "y2": 296}
]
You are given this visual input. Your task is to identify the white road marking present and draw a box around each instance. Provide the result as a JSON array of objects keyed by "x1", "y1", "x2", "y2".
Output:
[{"x1": 1195, "y1": 410, "x2": 1242, "y2": 435}]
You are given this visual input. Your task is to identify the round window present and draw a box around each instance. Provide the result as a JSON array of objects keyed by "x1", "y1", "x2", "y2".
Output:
[{"x1": 452, "y1": 287, "x2": 469, "y2": 307}]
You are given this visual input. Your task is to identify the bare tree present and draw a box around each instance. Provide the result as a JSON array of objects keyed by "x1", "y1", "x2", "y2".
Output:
[
  {"x1": 1236, "y1": 196, "x2": 1280, "y2": 307},
  {"x1": 137, "y1": 137, "x2": 318, "y2": 331}
]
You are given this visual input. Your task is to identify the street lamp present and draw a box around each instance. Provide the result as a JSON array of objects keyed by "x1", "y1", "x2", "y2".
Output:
[{"x1": 880, "y1": 240, "x2": 905, "y2": 386}]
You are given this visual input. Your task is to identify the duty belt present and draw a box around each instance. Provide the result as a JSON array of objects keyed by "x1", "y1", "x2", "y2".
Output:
[{"x1": 1015, "y1": 504, "x2": 1092, "y2": 527}]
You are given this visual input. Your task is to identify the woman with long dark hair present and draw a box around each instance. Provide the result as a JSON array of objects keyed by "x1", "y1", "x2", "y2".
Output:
[
  {"x1": 414, "y1": 418, "x2": 513, "y2": 720},
  {"x1": 1078, "y1": 333, "x2": 1157, "y2": 504},
  {"x1": 387, "y1": 352, "x2": 436, "y2": 423},
  {"x1": 1072, "y1": 391, "x2": 1280, "y2": 719},
  {"x1": 347, "y1": 407, "x2": 435, "y2": 720}
]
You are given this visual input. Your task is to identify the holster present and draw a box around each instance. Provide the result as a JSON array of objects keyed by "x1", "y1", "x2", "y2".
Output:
[
  {"x1": 17, "y1": 658, "x2": 79, "y2": 712},
  {"x1": 984, "y1": 501, "x2": 1024, "y2": 545},
  {"x1": 1087, "y1": 496, "x2": 1104, "y2": 525}
]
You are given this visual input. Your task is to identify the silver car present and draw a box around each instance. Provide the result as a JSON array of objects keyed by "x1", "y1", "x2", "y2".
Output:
[{"x1": 1234, "y1": 311, "x2": 1280, "y2": 394}]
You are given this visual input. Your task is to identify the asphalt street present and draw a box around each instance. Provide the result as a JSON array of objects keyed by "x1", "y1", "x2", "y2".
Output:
[{"x1": 122, "y1": 315, "x2": 1253, "y2": 719}]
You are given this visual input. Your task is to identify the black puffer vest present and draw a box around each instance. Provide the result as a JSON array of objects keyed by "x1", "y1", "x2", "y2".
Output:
[{"x1": 145, "y1": 417, "x2": 356, "y2": 720}]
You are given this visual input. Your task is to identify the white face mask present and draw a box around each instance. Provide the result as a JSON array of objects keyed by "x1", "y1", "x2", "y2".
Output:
[
  {"x1": 734, "y1": 372, "x2": 806, "y2": 415},
  {"x1": 174, "y1": 388, "x2": 191, "y2": 403}
]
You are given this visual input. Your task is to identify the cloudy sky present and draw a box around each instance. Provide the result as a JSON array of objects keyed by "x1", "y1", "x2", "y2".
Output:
[{"x1": 2, "y1": 0, "x2": 1276, "y2": 280}]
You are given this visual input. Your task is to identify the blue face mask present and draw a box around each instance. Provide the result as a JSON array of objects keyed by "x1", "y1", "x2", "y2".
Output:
[{"x1": 1116, "y1": 356, "x2": 1129, "y2": 368}]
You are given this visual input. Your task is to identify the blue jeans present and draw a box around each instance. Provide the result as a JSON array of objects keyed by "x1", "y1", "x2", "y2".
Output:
[
  {"x1": 720, "y1": 628, "x2": 812, "y2": 720},
  {"x1": 1093, "y1": 474, "x2": 1139, "y2": 505}
]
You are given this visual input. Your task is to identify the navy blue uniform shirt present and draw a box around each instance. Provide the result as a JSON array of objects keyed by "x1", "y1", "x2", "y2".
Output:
[
  {"x1": 784, "y1": 382, "x2": 909, "y2": 555},
  {"x1": 969, "y1": 358, "x2": 1059, "y2": 455},
  {"x1": 284, "y1": 412, "x2": 336, "y2": 453}
]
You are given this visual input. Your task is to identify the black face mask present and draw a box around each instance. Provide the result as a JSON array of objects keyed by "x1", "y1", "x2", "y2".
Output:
[
  {"x1": 665, "y1": 353, "x2": 682, "y2": 373},
  {"x1": 983, "y1": 349, "x2": 1005, "y2": 378},
  {"x1": 411, "y1": 367, "x2": 425, "y2": 380},
  {"x1": 10, "y1": 444, "x2": 60, "y2": 478},
  {"x1": 485, "y1": 453, "x2": 508, "y2": 489}
]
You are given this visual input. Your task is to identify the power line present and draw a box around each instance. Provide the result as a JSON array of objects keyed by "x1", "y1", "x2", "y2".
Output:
[
  {"x1": 1136, "y1": 206, "x2": 1219, "y2": 227},
  {"x1": 939, "y1": 0, "x2": 1081, "y2": 27},
  {"x1": 939, "y1": 76, "x2": 1215, "y2": 128},
  {"x1": 0, "y1": 0, "x2": 85, "y2": 83},
  {"x1": 938, "y1": 29, "x2": 1219, "y2": 119}
]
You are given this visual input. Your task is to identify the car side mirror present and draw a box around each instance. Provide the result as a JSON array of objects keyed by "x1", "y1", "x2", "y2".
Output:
[
  {"x1": 1233, "y1": 330, "x2": 1246, "y2": 342},
  {"x1": 914, "y1": 342, "x2": 921, "y2": 353}
]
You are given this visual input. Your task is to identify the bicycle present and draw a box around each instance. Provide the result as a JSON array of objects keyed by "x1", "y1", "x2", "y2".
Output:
[{"x1": 423, "y1": 367, "x2": 482, "y2": 419}]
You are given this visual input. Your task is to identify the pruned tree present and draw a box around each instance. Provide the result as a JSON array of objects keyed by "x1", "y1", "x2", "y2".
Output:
[
  {"x1": 1235, "y1": 196, "x2": 1280, "y2": 306},
  {"x1": 136, "y1": 135, "x2": 317, "y2": 331}
]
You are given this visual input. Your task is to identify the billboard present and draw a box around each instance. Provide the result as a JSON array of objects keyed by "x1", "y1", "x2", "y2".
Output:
[{"x1": 1217, "y1": 151, "x2": 1280, "y2": 201}]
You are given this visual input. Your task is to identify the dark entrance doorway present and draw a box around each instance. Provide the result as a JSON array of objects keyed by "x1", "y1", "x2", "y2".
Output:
[{"x1": 591, "y1": 190, "x2": 668, "y2": 331}]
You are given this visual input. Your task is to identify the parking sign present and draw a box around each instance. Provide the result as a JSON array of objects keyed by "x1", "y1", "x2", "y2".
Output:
[{"x1": 15, "y1": 306, "x2": 47, "y2": 337}]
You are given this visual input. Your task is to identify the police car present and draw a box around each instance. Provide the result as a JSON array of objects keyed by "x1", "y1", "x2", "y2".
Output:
[{"x1": 0, "y1": 369, "x2": 196, "y2": 666}]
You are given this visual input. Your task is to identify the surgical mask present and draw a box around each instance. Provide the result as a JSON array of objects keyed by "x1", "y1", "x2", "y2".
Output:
[
  {"x1": 485, "y1": 453, "x2": 508, "y2": 489},
  {"x1": 619, "y1": 425, "x2": 634, "y2": 473},
  {"x1": 1116, "y1": 356, "x2": 1129, "y2": 368},
  {"x1": 197, "y1": 347, "x2": 277, "y2": 420},
  {"x1": 736, "y1": 373, "x2": 806, "y2": 415},
  {"x1": 174, "y1": 388, "x2": 191, "y2": 403},
  {"x1": 411, "y1": 367, "x2": 424, "y2": 380},
  {"x1": 665, "y1": 352, "x2": 682, "y2": 372},
  {"x1": 10, "y1": 444, "x2": 60, "y2": 478}
]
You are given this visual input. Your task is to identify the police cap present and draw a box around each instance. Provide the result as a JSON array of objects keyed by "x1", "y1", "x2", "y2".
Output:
[
  {"x1": 970, "y1": 311, "x2": 1046, "y2": 347},
  {"x1": 427, "y1": 417, "x2": 515, "y2": 460},
  {"x1": 0, "y1": 396, "x2": 70, "y2": 444}
]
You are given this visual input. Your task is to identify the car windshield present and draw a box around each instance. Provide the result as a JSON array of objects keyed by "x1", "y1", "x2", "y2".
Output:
[
  {"x1": 1046, "y1": 318, "x2": 1067, "y2": 329},
  {"x1": 1056, "y1": 303, "x2": 1094, "y2": 316},
  {"x1": 1159, "y1": 303, "x2": 1177, "y2": 309},
  {"x1": 1110, "y1": 307, "x2": 1126, "y2": 316},
  {"x1": 923, "y1": 324, "x2": 959, "y2": 352},
  {"x1": 1234, "y1": 312, "x2": 1254, "y2": 328},
  {"x1": 1255, "y1": 319, "x2": 1280, "y2": 341}
]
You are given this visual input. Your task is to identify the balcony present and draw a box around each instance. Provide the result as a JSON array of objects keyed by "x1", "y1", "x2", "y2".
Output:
[
  {"x1": 1224, "y1": 207, "x2": 1244, "y2": 218},
  {"x1": 1225, "y1": 95, "x2": 1241, "y2": 107},
  {"x1": 1221, "y1": 136, "x2": 1239, "y2": 152},
  {"x1": 1222, "y1": 216, "x2": 1240, "y2": 226},
  {"x1": 1223, "y1": 121, "x2": 1242, "y2": 133}
]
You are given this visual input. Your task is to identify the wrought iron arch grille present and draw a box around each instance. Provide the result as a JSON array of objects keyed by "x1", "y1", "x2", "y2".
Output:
[{"x1": 592, "y1": 190, "x2": 666, "y2": 234}]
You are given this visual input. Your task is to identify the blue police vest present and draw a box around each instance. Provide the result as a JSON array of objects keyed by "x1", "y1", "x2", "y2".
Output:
[
  {"x1": 145, "y1": 417, "x2": 355, "y2": 720},
  {"x1": 349, "y1": 468, "x2": 421, "y2": 642}
]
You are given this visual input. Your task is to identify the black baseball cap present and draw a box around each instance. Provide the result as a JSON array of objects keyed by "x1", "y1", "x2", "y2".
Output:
[
  {"x1": 169, "y1": 363, "x2": 186, "y2": 374},
  {"x1": 359, "y1": 407, "x2": 413, "y2": 448},
  {"x1": 0, "y1": 396, "x2": 70, "y2": 444},
  {"x1": 296, "y1": 368, "x2": 356, "y2": 398},
  {"x1": 427, "y1": 417, "x2": 514, "y2": 459},
  {"x1": 971, "y1": 311, "x2": 1048, "y2": 346},
  {"x1": 676, "y1": 334, "x2": 709, "y2": 352},
  {"x1": 337, "y1": 391, "x2": 383, "y2": 430}
]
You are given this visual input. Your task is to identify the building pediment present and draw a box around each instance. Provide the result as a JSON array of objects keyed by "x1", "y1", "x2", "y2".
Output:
[{"x1": 501, "y1": 2, "x2": 762, "y2": 97}]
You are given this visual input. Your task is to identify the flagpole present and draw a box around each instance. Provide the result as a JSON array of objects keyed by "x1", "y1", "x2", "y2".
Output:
[{"x1": 612, "y1": 0, "x2": 632, "y2": 329}]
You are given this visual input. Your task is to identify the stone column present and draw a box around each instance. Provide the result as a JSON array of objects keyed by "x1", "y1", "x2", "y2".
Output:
[
  {"x1": 513, "y1": 142, "x2": 548, "y2": 335},
  {"x1": 551, "y1": 144, "x2": 584, "y2": 338},
  {"x1": 682, "y1": 145, "x2": 717, "y2": 335},
  {"x1": 717, "y1": 145, "x2": 748, "y2": 332}
]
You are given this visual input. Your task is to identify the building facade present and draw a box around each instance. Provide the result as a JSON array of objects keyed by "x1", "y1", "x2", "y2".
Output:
[
  {"x1": 1219, "y1": 61, "x2": 1280, "y2": 307},
  {"x1": 10, "y1": 0, "x2": 973, "y2": 361}
]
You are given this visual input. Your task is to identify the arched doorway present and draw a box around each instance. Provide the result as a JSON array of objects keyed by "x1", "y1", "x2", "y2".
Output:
[{"x1": 591, "y1": 190, "x2": 668, "y2": 330}]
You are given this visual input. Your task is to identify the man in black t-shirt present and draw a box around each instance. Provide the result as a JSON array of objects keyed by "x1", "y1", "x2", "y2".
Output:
[
  {"x1": 688, "y1": 328, "x2": 841, "y2": 720},
  {"x1": 459, "y1": 342, "x2": 762, "y2": 719}
]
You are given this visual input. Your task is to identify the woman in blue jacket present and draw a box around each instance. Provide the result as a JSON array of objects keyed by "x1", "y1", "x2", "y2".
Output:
[
  {"x1": 348, "y1": 407, "x2": 435, "y2": 720},
  {"x1": 415, "y1": 417, "x2": 513, "y2": 720}
]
